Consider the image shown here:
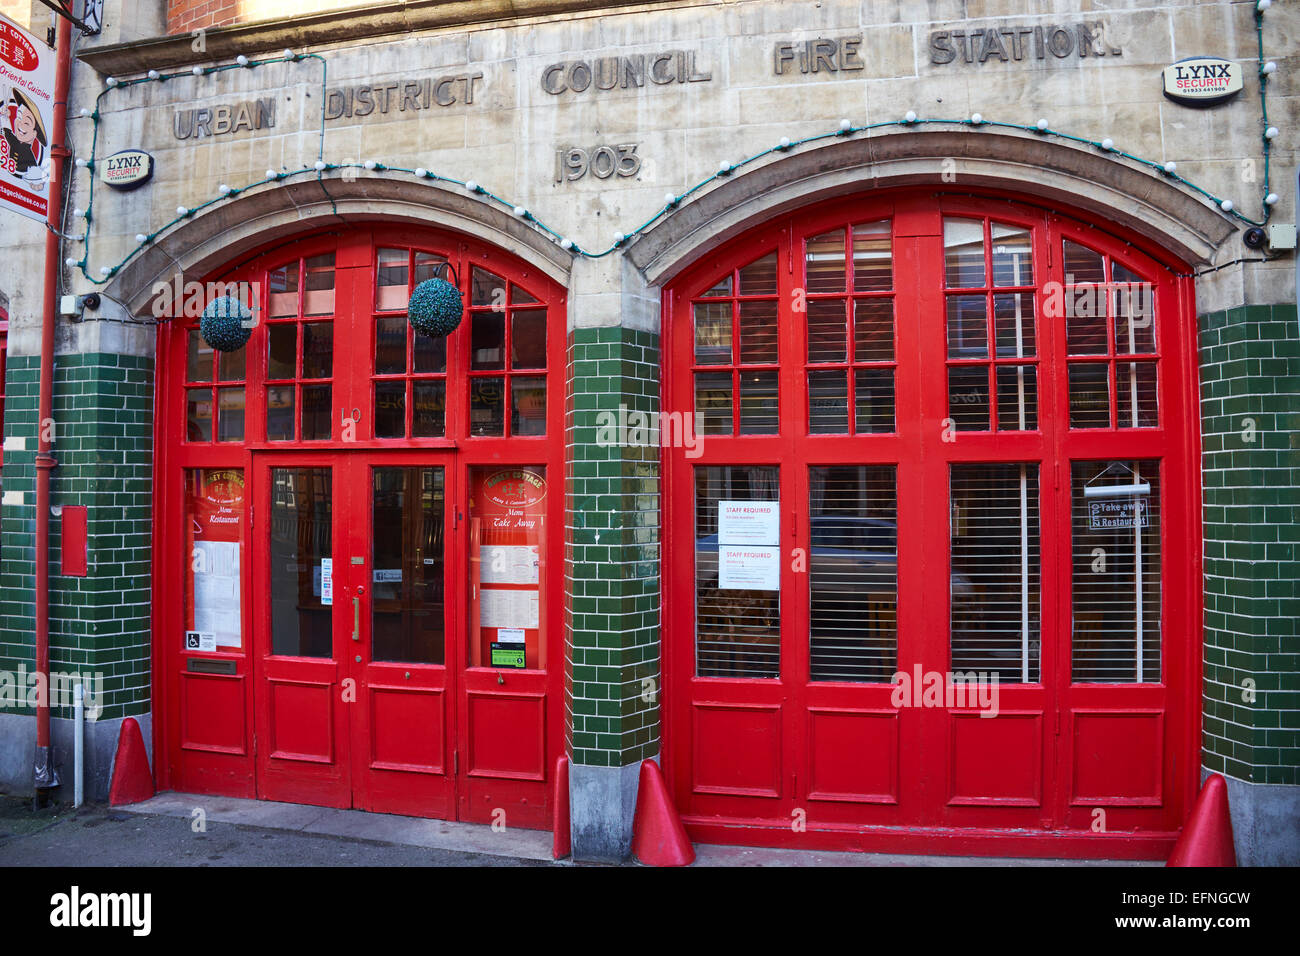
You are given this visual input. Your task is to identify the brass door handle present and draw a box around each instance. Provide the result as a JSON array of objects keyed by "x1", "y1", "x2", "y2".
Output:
[{"x1": 352, "y1": 595, "x2": 360, "y2": 641}]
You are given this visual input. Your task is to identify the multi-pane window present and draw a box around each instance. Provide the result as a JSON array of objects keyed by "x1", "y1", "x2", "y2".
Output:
[
  {"x1": 805, "y1": 220, "x2": 895, "y2": 434},
  {"x1": 950, "y1": 463, "x2": 1041, "y2": 683},
  {"x1": 266, "y1": 253, "x2": 335, "y2": 441},
  {"x1": 1071, "y1": 460, "x2": 1162, "y2": 682},
  {"x1": 374, "y1": 247, "x2": 451, "y2": 439},
  {"x1": 944, "y1": 218, "x2": 1038, "y2": 431},
  {"x1": 809, "y1": 465, "x2": 897, "y2": 682},
  {"x1": 692, "y1": 252, "x2": 780, "y2": 435},
  {"x1": 186, "y1": 327, "x2": 247, "y2": 442},
  {"x1": 695, "y1": 466, "x2": 780, "y2": 677},
  {"x1": 467, "y1": 268, "x2": 547, "y2": 437},
  {"x1": 1063, "y1": 241, "x2": 1159, "y2": 429}
]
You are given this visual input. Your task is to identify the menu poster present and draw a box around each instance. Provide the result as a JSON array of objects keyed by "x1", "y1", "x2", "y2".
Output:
[
  {"x1": 470, "y1": 467, "x2": 546, "y2": 669},
  {"x1": 186, "y1": 469, "x2": 245, "y2": 649}
]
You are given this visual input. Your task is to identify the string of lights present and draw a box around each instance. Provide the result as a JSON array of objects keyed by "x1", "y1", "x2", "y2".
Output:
[{"x1": 63, "y1": 3, "x2": 1280, "y2": 285}]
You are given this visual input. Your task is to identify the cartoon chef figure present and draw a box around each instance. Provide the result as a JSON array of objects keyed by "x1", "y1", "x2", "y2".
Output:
[{"x1": 2, "y1": 86, "x2": 48, "y2": 190}]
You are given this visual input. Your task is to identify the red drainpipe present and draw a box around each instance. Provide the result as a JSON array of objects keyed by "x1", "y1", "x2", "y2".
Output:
[{"x1": 34, "y1": 14, "x2": 74, "y2": 799}]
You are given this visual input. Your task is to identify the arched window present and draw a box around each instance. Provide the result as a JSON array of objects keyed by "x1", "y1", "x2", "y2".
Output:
[{"x1": 664, "y1": 192, "x2": 1197, "y2": 846}]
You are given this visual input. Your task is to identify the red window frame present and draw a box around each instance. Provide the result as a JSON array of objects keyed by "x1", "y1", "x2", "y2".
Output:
[
  {"x1": 151, "y1": 224, "x2": 567, "y2": 823},
  {"x1": 662, "y1": 189, "x2": 1201, "y2": 856}
]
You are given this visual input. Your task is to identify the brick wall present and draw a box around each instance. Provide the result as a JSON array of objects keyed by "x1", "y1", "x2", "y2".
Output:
[
  {"x1": 564, "y1": 326, "x2": 661, "y2": 768},
  {"x1": 166, "y1": 0, "x2": 379, "y2": 35},
  {"x1": 1198, "y1": 303, "x2": 1300, "y2": 786},
  {"x1": 0, "y1": 353, "x2": 155, "y2": 721}
]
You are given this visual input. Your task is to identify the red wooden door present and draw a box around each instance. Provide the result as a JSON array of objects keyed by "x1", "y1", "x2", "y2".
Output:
[
  {"x1": 159, "y1": 225, "x2": 564, "y2": 829},
  {"x1": 663, "y1": 190, "x2": 1199, "y2": 855}
]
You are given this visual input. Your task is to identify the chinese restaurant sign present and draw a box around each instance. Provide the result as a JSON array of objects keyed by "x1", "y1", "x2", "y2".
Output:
[{"x1": 0, "y1": 14, "x2": 54, "y2": 223}]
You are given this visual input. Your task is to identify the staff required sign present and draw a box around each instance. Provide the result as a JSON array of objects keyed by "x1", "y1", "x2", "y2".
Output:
[{"x1": 0, "y1": 14, "x2": 54, "y2": 223}]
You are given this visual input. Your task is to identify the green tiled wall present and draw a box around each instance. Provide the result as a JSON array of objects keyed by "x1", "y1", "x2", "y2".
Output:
[
  {"x1": 1198, "y1": 304, "x2": 1300, "y2": 786},
  {"x1": 565, "y1": 326, "x2": 661, "y2": 767},
  {"x1": 0, "y1": 353, "x2": 155, "y2": 721}
]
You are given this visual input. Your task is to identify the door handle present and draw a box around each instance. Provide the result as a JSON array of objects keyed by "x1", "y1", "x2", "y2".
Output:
[{"x1": 352, "y1": 595, "x2": 360, "y2": 641}]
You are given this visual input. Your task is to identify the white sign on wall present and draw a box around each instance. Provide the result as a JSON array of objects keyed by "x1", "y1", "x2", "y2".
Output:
[
  {"x1": 1161, "y1": 56, "x2": 1244, "y2": 108},
  {"x1": 719, "y1": 546, "x2": 780, "y2": 590}
]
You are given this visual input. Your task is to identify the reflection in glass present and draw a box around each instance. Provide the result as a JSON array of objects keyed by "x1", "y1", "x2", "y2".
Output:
[
  {"x1": 808, "y1": 370, "x2": 848, "y2": 433},
  {"x1": 948, "y1": 365, "x2": 989, "y2": 430},
  {"x1": 187, "y1": 331, "x2": 213, "y2": 381},
  {"x1": 944, "y1": 218, "x2": 985, "y2": 287},
  {"x1": 187, "y1": 389, "x2": 213, "y2": 441},
  {"x1": 375, "y1": 380, "x2": 405, "y2": 438},
  {"x1": 695, "y1": 372, "x2": 732, "y2": 435},
  {"x1": 738, "y1": 252, "x2": 778, "y2": 296},
  {"x1": 852, "y1": 220, "x2": 892, "y2": 291},
  {"x1": 739, "y1": 370, "x2": 778, "y2": 434},
  {"x1": 217, "y1": 388, "x2": 245, "y2": 442},
  {"x1": 806, "y1": 299, "x2": 847, "y2": 364},
  {"x1": 810, "y1": 465, "x2": 897, "y2": 682},
  {"x1": 805, "y1": 230, "x2": 845, "y2": 294},
  {"x1": 301, "y1": 384, "x2": 331, "y2": 440},
  {"x1": 990, "y1": 222, "x2": 1033, "y2": 286},
  {"x1": 511, "y1": 309, "x2": 547, "y2": 369},
  {"x1": 372, "y1": 467, "x2": 445, "y2": 664},
  {"x1": 950, "y1": 463, "x2": 1040, "y2": 683},
  {"x1": 511, "y1": 377, "x2": 546, "y2": 436},
  {"x1": 470, "y1": 376, "x2": 505, "y2": 435},
  {"x1": 738, "y1": 300, "x2": 779, "y2": 364},
  {"x1": 855, "y1": 368, "x2": 895, "y2": 433},
  {"x1": 270, "y1": 467, "x2": 333, "y2": 657},
  {"x1": 413, "y1": 381, "x2": 446, "y2": 437},
  {"x1": 1068, "y1": 363, "x2": 1110, "y2": 428},
  {"x1": 303, "y1": 253, "x2": 336, "y2": 315},
  {"x1": 694, "y1": 301, "x2": 732, "y2": 365},
  {"x1": 267, "y1": 324, "x2": 297, "y2": 379}
]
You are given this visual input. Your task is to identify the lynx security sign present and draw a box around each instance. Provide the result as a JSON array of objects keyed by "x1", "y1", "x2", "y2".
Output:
[
  {"x1": 99, "y1": 149, "x2": 154, "y2": 190},
  {"x1": 1162, "y1": 56, "x2": 1243, "y2": 107}
]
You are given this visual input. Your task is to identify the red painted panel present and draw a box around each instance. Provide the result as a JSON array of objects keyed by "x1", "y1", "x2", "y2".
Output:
[
  {"x1": 60, "y1": 505, "x2": 88, "y2": 577},
  {"x1": 180, "y1": 672, "x2": 246, "y2": 755},
  {"x1": 948, "y1": 711, "x2": 1042, "y2": 806},
  {"x1": 1071, "y1": 710, "x2": 1164, "y2": 805},
  {"x1": 267, "y1": 678, "x2": 336, "y2": 763},
  {"x1": 807, "y1": 708, "x2": 898, "y2": 804},
  {"x1": 368, "y1": 684, "x2": 444, "y2": 773},
  {"x1": 692, "y1": 702, "x2": 782, "y2": 797},
  {"x1": 465, "y1": 690, "x2": 545, "y2": 780}
]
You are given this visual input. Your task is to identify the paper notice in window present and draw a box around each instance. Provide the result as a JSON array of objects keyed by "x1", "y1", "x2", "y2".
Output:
[
  {"x1": 193, "y1": 540, "x2": 242, "y2": 647},
  {"x1": 718, "y1": 501, "x2": 779, "y2": 545},
  {"x1": 480, "y1": 588, "x2": 539, "y2": 629},
  {"x1": 719, "y1": 546, "x2": 780, "y2": 591},
  {"x1": 478, "y1": 545, "x2": 540, "y2": 585}
]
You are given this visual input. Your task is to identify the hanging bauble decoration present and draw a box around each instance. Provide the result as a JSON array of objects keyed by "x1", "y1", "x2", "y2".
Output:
[
  {"x1": 408, "y1": 263, "x2": 463, "y2": 337},
  {"x1": 200, "y1": 295, "x2": 253, "y2": 351}
]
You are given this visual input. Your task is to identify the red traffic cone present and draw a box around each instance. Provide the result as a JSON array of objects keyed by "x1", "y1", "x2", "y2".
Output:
[
  {"x1": 631, "y1": 758, "x2": 694, "y2": 866},
  {"x1": 1167, "y1": 773, "x2": 1236, "y2": 867},
  {"x1": 108, "y1": 717, "x2": 154, "y2": 806},
  {"x1": 552, "y1": 754, "x2": 571, "y2": 860}
]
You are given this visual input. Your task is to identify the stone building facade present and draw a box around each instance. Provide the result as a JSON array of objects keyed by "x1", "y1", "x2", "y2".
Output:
[{"x1": 0, "y1": 0, "x2": 1295, "y2": 863}]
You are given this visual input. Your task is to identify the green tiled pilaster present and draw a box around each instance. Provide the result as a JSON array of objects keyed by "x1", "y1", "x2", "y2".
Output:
[
  {"x1": 565, "y1": 326, "x2": 661, "y2": 768},
  {"x1": 1198, "y1": 304, "x2": 1300, "y2": 786},
  {"x1": 0, "y1": 352, "x2": 155, "y2": 721}
]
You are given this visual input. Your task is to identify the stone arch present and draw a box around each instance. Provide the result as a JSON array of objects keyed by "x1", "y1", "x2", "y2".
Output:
[
  {"x1": 109, "y1": 175, "x2": 575, "y2": 315},
  {"x1": 625, "y1": 127, "x2": 1237, "y2": 286}
]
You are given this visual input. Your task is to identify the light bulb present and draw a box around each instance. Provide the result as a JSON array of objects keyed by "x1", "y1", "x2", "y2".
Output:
[
  {"x1": 65, "y1": 257, "x2": 78, "y2": 267},
  {"x1": 313, "y1": 160, "x2": 327, "y2": 171},
  {"x1": 1036, "y1": 118, "x2": 1049, "y2": 130},
  {"x1": 72, "y1": 207, "x2": 84, "y2": 218},
  {"x1": 560, "y1": 238, "x2": 573, "y2": 250},
  {"x1": 106, "y1": 77, "x2": 117, "y2": 87},
  {"x1": 100, "y1": 267, "x2": 112, "y2": 276},
  {"x1": 664, "y1": 193, "x2": 676, "y2": 205},
  {"x1": 266, "y1": 169, "x2": 278, "y2": 179},
  {"x1": 778, "y1": 136, "x2": 791, "y2": 150},
  {"x1": 1220, "y1": 199, "x2": 1234, "y2": 212},
  {"x1": 1258, "y1": 0, "x2": 1272, "y2": 9},
  {"x1": 1262, "y1": 61, "x2": 1277, "y2": 75},
  {"x1": 513, "y1": 205, "x2": 527, "y2": 218},
  {"x1": 1163, "y1": 161, "x2": 1177, "y2": 174},
  {"x1": 718, "y1": 160, "x2": 731, "y2": 174},
  {"x1": 191, "y1": 65, "x2": 203, "y2": 76},
  {"x1": 135, "y1": 233, "x2": 147, "y2": 243},
  {"x1": 75, "y1": 158, "x2": 86, "y2": 168},
  {"x1": 363, "y1": 160, "x2": 376, "y2": 170},
  {"x1": 148, "y1": 70, "x2": 160, "y2": 80},
  {"x1": 176, "y1": 206, "x2": 188, "y2": 216},
  {"x1": 465, "y1": 180, "x2": 479, "y2": 193},
  {"x1": 79, "y1": 108, "x2": 90, "y2": 117},
  {"x1": 414, "y1": 167, "x2": 427, "y2": 178},
  {"x1": 1265, "y1": 193, "x2": 1279, "y2": 205},
  {"x1": 1265, "y1": 126, "x2": 1279, "y2": 139},
  {"x1": 218, "y1": 184, "x2": 231, "y2": 195},
  {"x1": 970, "y1": 113, "x2": 983, "y2": 124},
  {"x1": 614, "y1": 232, "x2": 625, "y2": 243},
  {"x1": 283, "y1": 49, "x2": 295, "y2": 60},
  {"x1": 904, "y1": 111, "x2": 917, "y2": 123},
  {"x1": 839, "y1": 118, "x2": 852, "y2": 131},
  {"x1": 236, "y1": 55, "x2": 249, "y2": 67},
  {"x1": 1101, "y1": 138, "x2": 1114, "y2": 151}
]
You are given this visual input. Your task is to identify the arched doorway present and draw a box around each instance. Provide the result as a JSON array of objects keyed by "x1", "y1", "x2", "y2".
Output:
[
  {"x1": 155, "y1": 224, "x2": 565, "y2": 828},
  {"x1": 662, "y1": 190, "x2": 1200, "y2": 855}
]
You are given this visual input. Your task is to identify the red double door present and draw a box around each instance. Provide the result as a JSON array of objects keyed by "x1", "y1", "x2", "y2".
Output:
[{"x1": 251, "y1": 453, "x2": 550, "y2": 826}]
